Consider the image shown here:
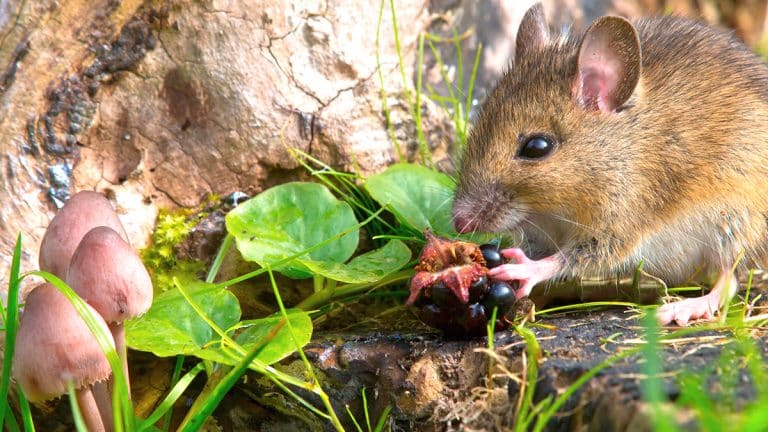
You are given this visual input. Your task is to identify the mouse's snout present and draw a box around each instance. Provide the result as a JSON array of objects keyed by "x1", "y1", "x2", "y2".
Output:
[
  {"x1": 452, "y1": 196, "x2": 483, "y2": 233},
  {"x1": 452, "y1": 211, "x2": 477, "y2": 234}
]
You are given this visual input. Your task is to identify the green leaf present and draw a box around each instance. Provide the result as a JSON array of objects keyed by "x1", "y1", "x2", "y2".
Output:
[
  {"x1": 364, "y1": 163, "x2": 456, "y2": 235},
  {"x1": 300, "y1": 239, "x2": 411, "y2": 283},
  {"x1": 125, "y1": 281, "x2": 241, "y2": 358},
  {"x1": 127, "y1": 282, "x2": 313, "y2": 367},
  {"x1": 225, "y1": 182, "x2": 359, "y2": 279},
  {"x1": 234, "y1": 309, "x2": 313, "y2": 365}
]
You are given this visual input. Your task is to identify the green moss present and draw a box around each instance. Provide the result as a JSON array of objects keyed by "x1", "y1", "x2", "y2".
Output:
[{"x1": 141, "y1": 208, "x2": 207, "y2": 293}]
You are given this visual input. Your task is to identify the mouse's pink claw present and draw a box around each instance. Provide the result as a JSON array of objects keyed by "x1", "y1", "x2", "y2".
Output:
[
  {"x1": 656, "y1": 273, "x2": 736, "y2": 326},
  {"x1": 656, "y1": 294, "x2": 719, "y2": 326},
  {"x1": 487, "y1": 249, "x2": 562, "y2": 299}
]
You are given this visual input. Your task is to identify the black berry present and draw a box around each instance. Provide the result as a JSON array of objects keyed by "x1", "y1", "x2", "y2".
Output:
[
  {"x1": 461, "y1": 303, "x2": 487, "y2": 331},
  {"x1": 418, "y1": 303, "x2": 448, "y2": 328},
  {"x1": 482, "y1": 280, "x2": 515, "y2": 314},
  {"x1": 430, "y1": 281, "x2": 459, "y2": 309},
  {"x1": 468, "y1": 274, "x2": 489, "y2": 303},
  {"x1": 480, "y1": 244, "x2": 504, "y2": 268}
]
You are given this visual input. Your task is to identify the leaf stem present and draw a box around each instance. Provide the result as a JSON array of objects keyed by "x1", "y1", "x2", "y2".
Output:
[
  {"x1": 206, "y1": 234, "x2": 233, "y2": 283},
  {"x1": 297, "y1": 269, "x2": 413, "y2": 311}
]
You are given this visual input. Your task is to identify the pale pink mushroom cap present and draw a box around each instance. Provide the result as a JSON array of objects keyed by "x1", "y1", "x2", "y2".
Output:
[
  {"x1": 39, "y1": 191, "x2": 128, "y2": 279},
  {"x1": 67, "y1": 226, "x2": 153, "y2": 323},
  {"x1": 12, "y1": 283, "x2": 114, "y2": 402}
]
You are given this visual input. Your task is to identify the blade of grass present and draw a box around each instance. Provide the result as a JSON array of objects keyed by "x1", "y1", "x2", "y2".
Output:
[
  {"x1": 4, "y1": 408, "x2": 20, "y2": 432},
  {"x1": 514, "y1": 325, "x2": 541, "y2": 430},
  {"x1": 177, "y1": 319, "x2": 286, "y2": 431},
  {"x1": 463, "y1": 44, "x2": 481, "y2": 127},
  {"x1": 17, "y1": 386, "x2": 33, "y2": 432},
  {"x1": 375, "y1": 0, "x2": 402, "y2": 159},
  {"x1": 0, "y1": 234, "x2": 22, "y2": 428},
  {"x1": 413, "y1": 31, "x2": 430, "y2": 166},
  {"x1": 140, "y1": 362, "x2": 205, "y2": 431},
  {"x1": 372, "y1": 405, "x2": 392, "y2": 432},
  {"x1": 453, "y1": 28, "x2": 463, "y2": 113},
  {"x1": 486, "y1": 306, "x2": 498, "y2": 389},
  {"x1": 361, "y1": 387, "x2": 371, "y2": 431},
  {"x1": 640, "y1": 308, "x2": 677, "y2": 432},
  {"x1": 346, "y1": 404, "x2": 364, "y2": 432},
  {"x1": 537, "y1": 301, "x2": 641, "y2": 316},
  {"x1": 161, "y1": 355, "x2": 188, "y2": 432},
  {"x1": 743, "y1": 269, "x2": 754, "y2": 321},
  {"x1": 267, "y1": 268, "x2": 344, "y2": 431},
  {"x1": 206, "y1": 234, "x2": 233, "y2": 283},
  {"x1": 718, "y1": 249, "x2": 745, "y2": 325},
  {"x1": 67, "y1": 381, "x2": 88, "y2": 432},
  {"x1": 387, "y1": 0, "x2": 430, "y2": 166}
]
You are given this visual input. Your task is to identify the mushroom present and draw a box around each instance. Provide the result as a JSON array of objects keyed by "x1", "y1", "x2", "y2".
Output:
[
  {"x1": 67, "y1": 226, "x2": 153, "y2": 397},
  {"x1": 39, "y1": 190, "x2": 128, "y2": 279},
  {"x1": 13, "y1": 283, "x2": 114, "y2": 432}
]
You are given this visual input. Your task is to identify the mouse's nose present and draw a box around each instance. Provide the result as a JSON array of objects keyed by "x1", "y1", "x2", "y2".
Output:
[{"x1": 452, "y1": 212, "x2": 477, "y2": 234}]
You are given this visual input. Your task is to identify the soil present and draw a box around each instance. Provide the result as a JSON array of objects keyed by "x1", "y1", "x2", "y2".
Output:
[{"x1": 213, "y1": 294, "x2": 767, "y2": 431}]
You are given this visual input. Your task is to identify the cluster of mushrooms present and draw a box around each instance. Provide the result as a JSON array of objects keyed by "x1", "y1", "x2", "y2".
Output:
[{"x1": 12, "y1": 191, "x2": 154, "y2": 431}]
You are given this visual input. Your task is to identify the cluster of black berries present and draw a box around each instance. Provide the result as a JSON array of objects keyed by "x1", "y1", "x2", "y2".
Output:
[{"x1": 413, "y1": 244, "x2": 517, "y2": 337}]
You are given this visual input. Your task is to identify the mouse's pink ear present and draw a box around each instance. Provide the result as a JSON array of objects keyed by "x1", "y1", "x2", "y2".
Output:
[
  {"x1": 572, "y1": 16, "x2": 641, "y2": 113},
  {"x1": 515, "y1": 3, "x2": 549, "y2": 64}
]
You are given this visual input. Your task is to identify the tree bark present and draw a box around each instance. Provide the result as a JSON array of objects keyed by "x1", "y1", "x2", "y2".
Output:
[{"x1": 0, "y1": 0, "x2": 454, "y2": 296}]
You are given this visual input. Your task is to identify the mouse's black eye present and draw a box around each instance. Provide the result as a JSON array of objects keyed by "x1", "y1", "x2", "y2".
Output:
[{"x1": 518, "y1": 136, "x2": 554, "y2": 160}]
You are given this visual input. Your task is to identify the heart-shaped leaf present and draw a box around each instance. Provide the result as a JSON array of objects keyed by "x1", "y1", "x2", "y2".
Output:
[
  {"x1": 300, "y1": 239, "x2": 411, "y2": 283},
  {"x1": 127, "y1": 283, "x2": 313, "y2": 366},
  {"x1": 365, "y1": 164, "x2": 456, "y2": 236},
  {"x1": 125, "y1": 281, "x2": 240, "y2": 358},
  {"x1": 226, "y1": 182, "x2": 359, "y2": 279}
]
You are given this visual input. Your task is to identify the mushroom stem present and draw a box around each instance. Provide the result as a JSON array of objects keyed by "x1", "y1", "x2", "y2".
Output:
[
  {"x1": 92, "y1": 380, "x2": 115, "y2": 432},
  {"x1": 110, "y1": 323, "x2": 131, "y2": 399},
  {"x1": 75, "y1": 386, "x2": 107, "y2": 432}
]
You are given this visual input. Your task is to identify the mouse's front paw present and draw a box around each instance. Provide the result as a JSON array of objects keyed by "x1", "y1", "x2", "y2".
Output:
[{"x1": 487, "y1": 249, "x2": 561, "y2": 299}]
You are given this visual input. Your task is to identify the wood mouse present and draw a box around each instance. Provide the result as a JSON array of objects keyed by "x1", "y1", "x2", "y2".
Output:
[{"x1": 451, "y1": 3, "x2": 768, "y2": 325}]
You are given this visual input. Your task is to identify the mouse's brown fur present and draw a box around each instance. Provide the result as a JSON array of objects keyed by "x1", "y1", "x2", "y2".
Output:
[{"x1": 453, "y1": 6, "x2": 768, "y2": 287}]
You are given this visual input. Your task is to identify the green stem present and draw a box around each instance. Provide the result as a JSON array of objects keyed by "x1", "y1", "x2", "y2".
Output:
[
  {"x1": 375, "y1": 0, "x2": 402, "y2": 159},
  {"x1": 160, "y1": 356, "x2": 189, "y2": 432},
  {"x1": 296, "y1": 270, "x2": 413, "y2": 311},
  {"x1": 372, "y1": 405, "x2": 392, "y2": 432},
  {"x1": 140, "y1": 362, "x2": 205, "y2": 431},
  {"x1": 313, "y1": 274, "x2": 325, "y2": 293},
  {"x1": 206, "y1": 234, "x2": 233, "y2": 283},
  {"x1": 17, "y1": 386, "x2": 33, "y2": 432}
]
